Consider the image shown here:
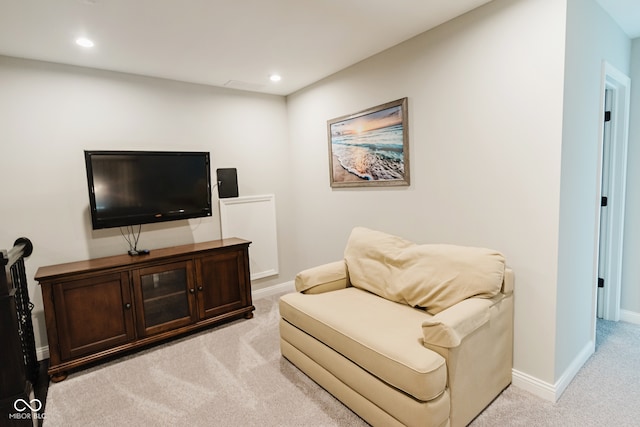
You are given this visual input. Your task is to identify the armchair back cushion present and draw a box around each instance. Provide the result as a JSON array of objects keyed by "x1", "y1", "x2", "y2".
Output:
[{"x1": 344, "y1": 227, "x2": 505, "y2": 314}]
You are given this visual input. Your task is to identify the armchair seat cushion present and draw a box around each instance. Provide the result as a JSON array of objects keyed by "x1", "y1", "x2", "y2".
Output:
[{"x1": 280, "y1": 287, "x2": 447, "y2": 402}]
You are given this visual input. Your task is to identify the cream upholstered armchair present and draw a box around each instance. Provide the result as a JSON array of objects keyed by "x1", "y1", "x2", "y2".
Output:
[{"x1": 279, "y1": 227, "x2": 514, "y2": 427}]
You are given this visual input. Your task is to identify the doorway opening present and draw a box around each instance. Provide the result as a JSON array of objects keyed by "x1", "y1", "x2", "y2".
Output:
[{"x1": 593, "y1": 62, "x2": 631, "y2": 333}]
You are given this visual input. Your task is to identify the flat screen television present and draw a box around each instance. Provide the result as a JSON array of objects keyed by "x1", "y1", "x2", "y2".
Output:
[{"x1": 85, "y1": 150, "x2": 212, "y2": 230}]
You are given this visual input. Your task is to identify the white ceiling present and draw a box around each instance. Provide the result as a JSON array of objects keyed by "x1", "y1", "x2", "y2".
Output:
[
  {"x1": 0, "y1": 0, "x2": 637, "y2": 96},
  {"x1": 0, "y1": 0, "x2": 495, "y2": 95},
  {"x1": 596, "y1": 0, "x2": 640, "y2": 39}
]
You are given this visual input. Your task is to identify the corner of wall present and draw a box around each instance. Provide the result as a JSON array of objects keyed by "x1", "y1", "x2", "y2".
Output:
[{"x1": 512, "y1": 338, "x2": 594, "y2": 402}]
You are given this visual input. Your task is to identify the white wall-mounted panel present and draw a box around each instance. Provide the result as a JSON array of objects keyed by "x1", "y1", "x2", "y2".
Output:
[{"x1": 220, "y1": 194, "x2": 278, "y2": 280}]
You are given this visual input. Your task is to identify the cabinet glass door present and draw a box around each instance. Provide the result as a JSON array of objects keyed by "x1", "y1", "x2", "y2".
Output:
[{"x1": 133, "y1": 261, "x2": 196, "y2": 336}]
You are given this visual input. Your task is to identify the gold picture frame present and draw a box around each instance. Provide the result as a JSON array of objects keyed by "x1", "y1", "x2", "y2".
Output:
[{"x1": 327, "y1": 97, "x2": 409, "y2": 188}]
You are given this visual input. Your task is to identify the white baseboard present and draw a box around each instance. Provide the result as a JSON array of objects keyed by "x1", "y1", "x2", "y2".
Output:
[
  {"x1": 553, "y1": 339, "x2": 594, "y2": 398},
  {"x1": 36, "y1": 345, "x2": 49, "y2": 361},
  {"x1": 512, "y1": 339, "x2": 594, "y2": 402},
  {"x1": 620, "y1": 309, "x2": 640, "y2": 325},
  {"x1": 512, "y1": 369, "x2": 556, "y2": 402},
  {"x1": 252, "y1": 280, "x2": 295, "y2": 300}
]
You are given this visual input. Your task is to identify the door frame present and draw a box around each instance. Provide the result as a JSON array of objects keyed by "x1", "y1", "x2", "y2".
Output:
[{"x1": 592, "y1": 61, "x2": 631, "y2": 328}]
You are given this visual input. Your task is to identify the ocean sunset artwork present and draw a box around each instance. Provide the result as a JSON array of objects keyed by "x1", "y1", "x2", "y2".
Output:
[{"x1": 328, "y1": 98, "x2": 409, "y2": 187}]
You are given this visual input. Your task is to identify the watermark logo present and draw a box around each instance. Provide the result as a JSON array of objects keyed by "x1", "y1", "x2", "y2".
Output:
[
  {"x1": 14, "y1": 399, "x2": 42, "y2": 412},
  {"x1": 8, "y1": 398, "x2": 45, "y2": 420}
]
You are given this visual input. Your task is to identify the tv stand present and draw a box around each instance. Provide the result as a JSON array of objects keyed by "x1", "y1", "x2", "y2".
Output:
[{"x1": 36, "y1": 239, "x2": 254, "y2": 381}]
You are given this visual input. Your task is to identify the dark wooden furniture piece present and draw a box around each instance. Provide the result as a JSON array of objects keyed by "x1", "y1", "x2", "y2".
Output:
[
  {"x1": 35, "y1": 238, "x2": 253, "y2": 382},
  {"x1": 1, "y1": 238, "x2": 40, "y2": 426}
]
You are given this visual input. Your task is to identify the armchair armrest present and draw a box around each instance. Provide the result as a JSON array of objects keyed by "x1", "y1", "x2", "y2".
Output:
[
  {"x1": 502, "y1": 267, "x2": 514, "y2": 295},
  {"x1": 422, "y1": 266, "x2": 513, "y2": 348},
  {"x1": 422, "y1": 296, "x2": 498, "y2": 348},
  {"x1": 295, "y1": 260, "x2": 350, "y2": 294}
]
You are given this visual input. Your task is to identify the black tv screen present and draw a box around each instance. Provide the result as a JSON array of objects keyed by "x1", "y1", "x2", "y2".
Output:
[{"x1": 85, "y1": 150, "x2": 212, "y2": 230}]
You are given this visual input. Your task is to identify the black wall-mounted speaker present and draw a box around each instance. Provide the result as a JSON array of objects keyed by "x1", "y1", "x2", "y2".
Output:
[{"x1": 216, "y1": 168, "x2": 238, "y2": 198}]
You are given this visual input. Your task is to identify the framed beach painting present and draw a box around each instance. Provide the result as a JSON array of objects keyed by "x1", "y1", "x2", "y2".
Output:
[{"x1": 327, "y1": 97, "x2": 409, "y2": 188}]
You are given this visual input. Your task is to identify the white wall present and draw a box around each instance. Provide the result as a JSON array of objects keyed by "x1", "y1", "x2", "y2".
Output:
[
  {"x1": 287, "y1": 0, "x2": 566, "y2": 386},
  {"x1": 2, "y1": 0, "x2": 632, "y2": 399},
  {"x1": 556, "y1": 0, "x2": 631, "y2": 381},
  {"x1": 622, "y1": 38, "x2": 640, "y2": 317},
  {"x1": 0, "y1": 56, "x2": 295, "y2": 353}
]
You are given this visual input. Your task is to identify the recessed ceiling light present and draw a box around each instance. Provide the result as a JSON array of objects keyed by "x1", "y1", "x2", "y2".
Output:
[
  {"x1": 269, "y1": 74, "x2": 281, "y2": 82},
  {"x1": 75, "y1": 37, "x2": 94, "y2": 48}
]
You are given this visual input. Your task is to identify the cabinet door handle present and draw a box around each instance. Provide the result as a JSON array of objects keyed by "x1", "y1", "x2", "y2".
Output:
[
  {"x1": 189, "y1": 288, "x2": 195, "y2": 294},
  {"x1": 125, "y1": 303, "x2": 131, "y2": 309},
  {"x1": 198, "y1": 286, "x2": 203, "y2": 292}
]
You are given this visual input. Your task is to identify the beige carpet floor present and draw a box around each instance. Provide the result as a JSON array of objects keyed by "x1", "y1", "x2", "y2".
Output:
[
  {"x1": 44, "y1": 293, "x2": 367, "y2": 426},
  {"x1": 44, "y1": 291, "x2": 640, "y2": 426},
  {"x1": 471, "y1": 318, "x2": 640, "y2": 426}
]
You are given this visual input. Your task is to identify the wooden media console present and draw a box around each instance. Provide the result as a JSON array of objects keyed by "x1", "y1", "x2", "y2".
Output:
[{"x1": 36, "y1": 238, "x2": 254, "y2": 382}]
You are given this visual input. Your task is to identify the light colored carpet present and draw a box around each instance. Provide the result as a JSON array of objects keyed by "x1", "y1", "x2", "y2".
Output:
[
  {"x1": 471, "y1": 318, "x2": 640, "y2": 426},
  {"x1": 44, "y1": 293, "x2": 368, "y2": 426},
  {"x1": 45, "y1": 292, "x2": 640, "y2": 426}
]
